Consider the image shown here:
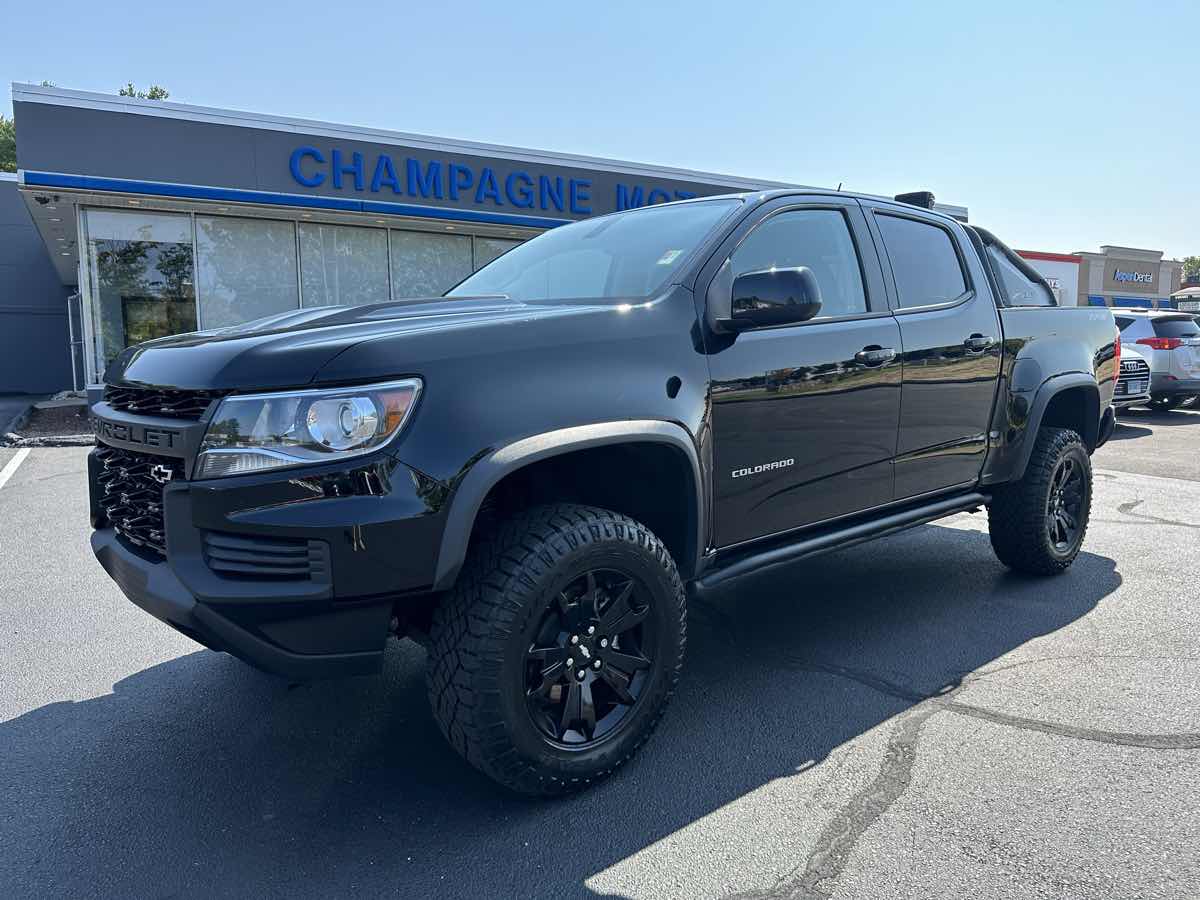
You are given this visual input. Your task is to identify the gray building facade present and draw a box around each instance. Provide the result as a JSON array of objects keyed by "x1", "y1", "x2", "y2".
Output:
[
  {"x1": 10, "y1": 83, "x2": 968, "y2": 391},
  {"x1": 0, "y1": 173, "x2": 72, "y2": 393}
]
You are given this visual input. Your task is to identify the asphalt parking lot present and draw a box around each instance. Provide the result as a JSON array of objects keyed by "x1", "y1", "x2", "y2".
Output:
[{"x1": 2, "y1": 410, "x2": 1198, "y2": 900}]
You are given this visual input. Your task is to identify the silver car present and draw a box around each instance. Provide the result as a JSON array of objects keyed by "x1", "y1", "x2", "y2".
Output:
[
  {"x1": 1114, "y1": 310, "x2": 1200, "y2": 410},
  {"x1": 1112, "y1": 344, "x2": 1151, "y2": 410}
]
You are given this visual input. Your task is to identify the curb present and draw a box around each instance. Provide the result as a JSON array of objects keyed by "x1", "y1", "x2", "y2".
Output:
[
  {"x1": 2, "y1": 433, "x2": 95, "y2": 448},
  {"x1": 1, "y1": 403, "x2": 34, "y2": 439}
]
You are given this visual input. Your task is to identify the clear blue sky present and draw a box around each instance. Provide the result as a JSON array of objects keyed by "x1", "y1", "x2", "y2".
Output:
[{"x1": 4, "y1": 0, "x2": 1196, "y2": 258}]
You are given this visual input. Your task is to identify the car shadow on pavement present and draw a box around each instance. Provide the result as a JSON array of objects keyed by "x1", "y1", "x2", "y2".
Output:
[
  {"x1": 1108, "y1": 420, "x2": 1154, "y2": 440},
  {"x1": 0, "y1": 524, "x2": 1120, "y2": 899},
  {"x1": 1117, "y1": 407, "x2": 1200, "y2": 427}
]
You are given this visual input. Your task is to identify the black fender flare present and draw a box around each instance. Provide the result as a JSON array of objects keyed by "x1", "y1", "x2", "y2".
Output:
[
  {"x1": 1013, "y1": 373, "x2": 1101, "y2": 480},
  {"x1": 431, "y1": 420, "x2": 704, "y2": 590}
]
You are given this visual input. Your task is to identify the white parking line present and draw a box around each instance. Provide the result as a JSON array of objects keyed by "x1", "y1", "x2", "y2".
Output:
[{"x1": 0, "y1": 448, "x2": 31, "y2": 490}]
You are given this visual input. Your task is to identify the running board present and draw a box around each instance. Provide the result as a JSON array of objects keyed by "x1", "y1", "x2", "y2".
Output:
[{"x1": 693, "y1": 492, "x2": 988, "y2": 594}]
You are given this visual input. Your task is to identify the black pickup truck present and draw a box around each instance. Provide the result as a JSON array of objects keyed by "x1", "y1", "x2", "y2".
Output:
[{"x1": 88, "y1": 189, "x2": 1118, "y2": 794}]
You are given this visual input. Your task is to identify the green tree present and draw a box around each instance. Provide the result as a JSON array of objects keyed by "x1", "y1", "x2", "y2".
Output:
[
  {"x1": 1184, "y1": 256, "x2": 1200, "y2": 280},
  {"x1": 119, "y1": 83, "x2": 170, "y2": 100},
  {"x1": 0, "y1": 114, "x2": 14, "y2": 173}
]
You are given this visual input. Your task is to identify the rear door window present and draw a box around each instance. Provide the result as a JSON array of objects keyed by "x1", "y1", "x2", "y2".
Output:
[
  {"x1": 875, "y1": 214, "x2": 968, "y2": 309},
  {"x1": 984, "y1": 245, "x2": 1056, "y2": 306},
  {"x1": 1152, "y1": 317, "x2": 1200, "y2": 338}
]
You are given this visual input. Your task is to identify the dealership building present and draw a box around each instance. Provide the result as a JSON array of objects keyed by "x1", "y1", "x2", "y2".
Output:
[
  {"x1": 1018, "y1": 246, "x2": 1183, "y2": 309},
  {"x1": 5, "y1": 83, "x2": 982, "y2": 395}
]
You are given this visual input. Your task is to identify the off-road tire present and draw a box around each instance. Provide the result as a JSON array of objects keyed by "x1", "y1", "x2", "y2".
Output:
[
  {"x1": 1149, "y1": 396, "x2": 1181, "y2": 411},
  {"x1": 427, "y1": 504, "x2": 686, "y2": 795},
  {"x1": 988, "y1": 427, "x2": 1092, "y2": 575}
]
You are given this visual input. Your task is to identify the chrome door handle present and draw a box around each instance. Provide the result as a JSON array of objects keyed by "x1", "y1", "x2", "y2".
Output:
[
  {"x1": 855, "y1": 346, "x2": 897, "y2": 366},
  {"x1": 964, "y1": 334, "x2": 996, "y2": 352}
]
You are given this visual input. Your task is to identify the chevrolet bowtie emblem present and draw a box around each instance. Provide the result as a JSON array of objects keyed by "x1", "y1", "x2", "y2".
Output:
[{"x1": 149, "y1": 464, "x2": 175, "y2": 484}]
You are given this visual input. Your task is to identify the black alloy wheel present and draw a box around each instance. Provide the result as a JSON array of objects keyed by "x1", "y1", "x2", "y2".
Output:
[
  {"x1": 1045, "y1": 455, "x2": 1085, "y2": 553},
  {"x1": 427, "y1": 504, "x2": 686, "y2": 795},
  {"x1": 988, "y1": 426, "x2": 1092, "y2": 575},
  {"x1": 524, "y1": 569, "x2": 656, "y2": 747}
]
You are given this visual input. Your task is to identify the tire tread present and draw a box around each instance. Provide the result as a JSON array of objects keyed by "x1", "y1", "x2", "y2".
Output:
[
  {"x1": 427, "y1": 503, "x2": 686, "y2": 795},
  {"x1": 988, "y1": 426, "x2": 1091, "y2": 575}
]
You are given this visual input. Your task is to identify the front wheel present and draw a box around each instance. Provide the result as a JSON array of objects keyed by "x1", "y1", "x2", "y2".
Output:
[
  {"x1": 426, "y1": 504, "x2": 686, "y2": 795},
  {"x1": 988, "y1": 427, "x2": 1092, "y2": 575}
]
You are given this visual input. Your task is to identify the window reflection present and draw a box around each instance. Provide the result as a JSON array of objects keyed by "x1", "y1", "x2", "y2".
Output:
[
  {"x1": 390, "y1": 230, "x2": 473, "y2": 298},
  {"x1": 474, "y1": 237, "x2": 522, "y2": 269},
  {"x1": 85, "y1": 209, "x2": 195, "y2": 371},
  {"x1": 299, "y1": 223, "x2": 390, "y2": 308},
  {"x1": 197, "y1": 216, "x2": 299, "y2": 328}
]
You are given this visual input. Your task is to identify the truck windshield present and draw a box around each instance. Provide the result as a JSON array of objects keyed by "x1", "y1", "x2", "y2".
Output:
[{"x1": 447, "y1": 199, "x2": 741, "y2": 302}]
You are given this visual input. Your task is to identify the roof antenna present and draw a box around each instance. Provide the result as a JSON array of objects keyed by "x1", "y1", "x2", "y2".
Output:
[{"x1": 837, "y1": 182, "x2": 843, "y2": 191}]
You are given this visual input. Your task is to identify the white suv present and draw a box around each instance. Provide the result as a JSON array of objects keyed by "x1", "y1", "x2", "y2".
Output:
[{"x1": 1114, "y1": 310, "x2": 1200, "y2": 410}]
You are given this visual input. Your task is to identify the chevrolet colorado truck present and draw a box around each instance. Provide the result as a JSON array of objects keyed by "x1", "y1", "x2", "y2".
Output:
[{"x1": 88, "y1": 190, "x2": 1118, "y2": 794}]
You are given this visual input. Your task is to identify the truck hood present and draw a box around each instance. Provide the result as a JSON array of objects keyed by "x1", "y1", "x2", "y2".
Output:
[{"x1": 104, "y1": 296, "x2": 608, "y2": 391}]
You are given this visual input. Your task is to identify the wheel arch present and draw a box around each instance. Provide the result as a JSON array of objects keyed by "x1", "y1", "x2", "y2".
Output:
[
  {"x1": 432, "y1": 421, "x2": 704, "y2": 590},
  {"x1": 1015, "y1": 375, "x2": 1101, "y2": 479}
]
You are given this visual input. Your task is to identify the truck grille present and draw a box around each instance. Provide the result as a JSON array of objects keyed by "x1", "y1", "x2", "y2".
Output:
[
  {"x1": 94, "y1": 445, "x2": 183, "y2": 556},
  {"x1": 103, "y1": 385, "x2": 226, "y2": 419},
  {"x1": 203, "y1": 532, "x2": 330, "y2": 581}
]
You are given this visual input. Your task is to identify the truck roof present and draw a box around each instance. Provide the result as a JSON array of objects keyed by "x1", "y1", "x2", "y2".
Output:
[{"x1": 634, "y1": 188, "x2": 965, "y2": 226}]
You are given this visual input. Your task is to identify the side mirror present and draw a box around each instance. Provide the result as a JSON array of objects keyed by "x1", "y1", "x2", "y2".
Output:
[{"x1": 718, "y1": 266, "x2": 823, "y2": 331}]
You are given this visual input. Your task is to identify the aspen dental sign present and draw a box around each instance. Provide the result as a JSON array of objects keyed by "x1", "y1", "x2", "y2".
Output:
[
  {"x1": 1112, "y1": 268, "x2": 1154, "y2": 285},
  {"x1": 288, "y1": 145, "x2": 707, "y2": 219}
]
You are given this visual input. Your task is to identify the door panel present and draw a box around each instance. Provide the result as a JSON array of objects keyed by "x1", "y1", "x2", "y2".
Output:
[
  {"x1": 892, "y1": 294, "x2": 1003, "y2": 496},
  {"x1": 710, "y1": 317, "x2": 902, "y2": 546},
  {"x1": 705, "y1": 201, "x2": 901, "y2": 548},
  {"x1": 867, "y1": 207, "x2": 1003, "y2": 497}
]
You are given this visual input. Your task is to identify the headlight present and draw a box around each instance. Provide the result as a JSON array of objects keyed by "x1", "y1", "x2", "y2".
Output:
[{"x1": 195, "y1": 378, "x2": 421, "y2": 479}]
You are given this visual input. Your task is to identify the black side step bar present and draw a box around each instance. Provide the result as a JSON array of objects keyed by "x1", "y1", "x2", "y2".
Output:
[{"x1": 693, "y1": 492, "x2": 988, "y2": 595}]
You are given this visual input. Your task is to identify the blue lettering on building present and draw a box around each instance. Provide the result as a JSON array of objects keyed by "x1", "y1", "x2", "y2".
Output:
[
  {"x1": 616, "y1": 182, "x2": 698, "y2": 210},
  {"x1": 290, "y1": 146, "x2": 326, "y2": 187},
  {"x1": 288, "y1": 146, "x2": 703, "y2": 217},
  {"x1": 448, "y1": 163, "x2": 474, "y2": 201},
  {"x1": 370, "y1": 154, "x2": 401, "y2": 193},
  {"x1": 475, "y1": 167, "x2": 502, "y2": 205},
  {"x1": 407, "y1": 159, "x2": 442, "y2": 199},
  {"x1": 505, "y1": 171, "x2": 534, "y2": 208},
  {"x1": 330, "y1": 149, "x2": 365, "y2": 191},
  {"x1": 569, "y1": 179, "x2": 592, "y2": 214},
  {"x1": 539, "y1": 175, "x2": 564, "y2": 211}
]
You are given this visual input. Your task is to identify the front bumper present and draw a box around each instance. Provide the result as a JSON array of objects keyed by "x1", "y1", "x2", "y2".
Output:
[
  {"x1": 1112, "y1": 393, "x2": 1151, "y2": 409},
  {"x1": 92, "y1": 528, "x2": 390, "y2": 678},
  {"x1": 89, "y1": 444, "x2": 449, "y2": 679}
]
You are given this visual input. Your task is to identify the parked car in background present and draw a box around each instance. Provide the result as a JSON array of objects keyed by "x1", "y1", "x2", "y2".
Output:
[
  {"x1": 1114, "y1": 310, "x2": 1200, "y2": 410},
  {"x1": 1112, "y1": 344, "x2": 1152, "y2": 410}
]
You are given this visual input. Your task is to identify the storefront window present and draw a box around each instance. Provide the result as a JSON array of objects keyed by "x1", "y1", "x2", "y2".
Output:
[
  {"x1": 390, "y1": 230, "x2": 473, "y2": 298},
  {"x1": 298, "y1": 223, "x2": 390, "y2": 308},
  {"x1": 84, "y1": 209, "x2": 195, "y2": 374},
  {"x1": 197, "y1": 216, "x2": 299, "y2": 328},
  {"x1": 474, "y1": 237, "x2": 523, "y2": 270}
]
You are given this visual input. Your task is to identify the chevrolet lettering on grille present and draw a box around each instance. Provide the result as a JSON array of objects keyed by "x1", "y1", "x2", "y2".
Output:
[{"x1": 92, "y1": 416, "x2": 181, "y2": 450}]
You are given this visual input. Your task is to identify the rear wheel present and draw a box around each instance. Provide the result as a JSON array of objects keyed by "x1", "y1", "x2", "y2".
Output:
[
  {"x1": 426, "y1": 504, "x2": 686, "y2": 795},
  {"x1": 988, "y1": 427, "x2": 1092, "y2": 575}
]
